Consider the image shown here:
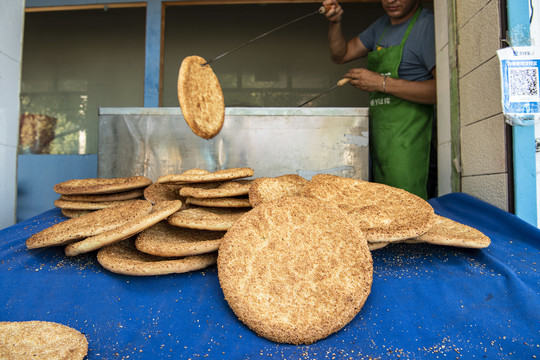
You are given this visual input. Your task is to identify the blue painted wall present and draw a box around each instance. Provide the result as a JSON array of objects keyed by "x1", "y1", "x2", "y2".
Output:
[{"x1": 17, "y1": 154, "x2": 97, "y2": 222}]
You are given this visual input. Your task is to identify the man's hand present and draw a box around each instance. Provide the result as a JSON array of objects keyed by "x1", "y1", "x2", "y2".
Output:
[
  {"x1": 345, "y1": 68, "x2": 386, "y2": 92},
  {"x1": 322, "y1": 0, "x2": 343, "y2": 23}
]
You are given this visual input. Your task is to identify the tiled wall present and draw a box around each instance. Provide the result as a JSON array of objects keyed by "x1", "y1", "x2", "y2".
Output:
[
  {"x1": 456, "y1": 0, "x2": 509, "y2": 211},
  {"x1": 0, "y1": 0, "x2": 24, "y2": 229}
]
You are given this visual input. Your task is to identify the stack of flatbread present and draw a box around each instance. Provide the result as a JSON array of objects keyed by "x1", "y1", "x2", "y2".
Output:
[{"x1": 53, "y1": 176, "x2": 153, "y2": 218}]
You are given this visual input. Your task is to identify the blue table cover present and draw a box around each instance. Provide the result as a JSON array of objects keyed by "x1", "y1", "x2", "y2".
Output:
[{"x1": 0, "y1": 193, "x2": 538, "y2": 359}]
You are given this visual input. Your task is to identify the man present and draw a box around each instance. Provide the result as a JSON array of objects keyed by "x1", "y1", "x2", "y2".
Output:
[{"x1": 323, "y1": 0, "x2": 437, "y2": 199}]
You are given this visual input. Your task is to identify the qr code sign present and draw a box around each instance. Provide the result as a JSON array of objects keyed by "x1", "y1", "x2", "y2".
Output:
[{"x1": 508, "y1": 66, "x2": 539, "y2": 102}]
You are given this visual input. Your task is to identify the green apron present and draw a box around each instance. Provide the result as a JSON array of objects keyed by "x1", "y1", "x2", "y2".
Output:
[{"x1": 367, "y1": 7, "x2": 433, "y2": 199}]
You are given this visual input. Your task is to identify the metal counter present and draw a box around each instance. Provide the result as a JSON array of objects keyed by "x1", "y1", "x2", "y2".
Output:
[{"x1": 98, "y1": 107, "x2": 369, "y2": 181}]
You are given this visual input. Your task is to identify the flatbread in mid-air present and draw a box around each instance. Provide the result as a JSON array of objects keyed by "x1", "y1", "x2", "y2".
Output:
[{"x1": 178, "y1": 55, "x2": 225, "y2": 139}]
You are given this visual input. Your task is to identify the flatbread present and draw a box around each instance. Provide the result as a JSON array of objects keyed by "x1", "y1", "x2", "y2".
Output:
[
  {"x1": 218, "y1": 196, "x2": 373, "y2": 345},
  {"x1": 185, "y1": 196, "x2": 251, "y2": 208},
  {"x1": 143, "y1": 183, "x2": 184, "y2": 204},
  {"x1": 414, "y1": 214, "x2": 491, "y2": 248},
  {"x1": 59, "y1": 189, "x2": 144, "y2": 202},
  {"x1": 0, "y1": 321, "x2": 88, "y2": 360},
  {"x1": 135, "y1": 221, "x2": 224, "y2": 257},
  {"x1": 97, "y1": 238, "x2": 218, "y2": 276},
  {"x1": 301, "y1": 174, "x2": 435, "y2": 242},
  {"x1": 54, "y1": 199, "x2": 143, "y2": 210},
  {"x1": 179, "y1": 180, "x2": 252, "y2": 198},
  {"x1": 65, "y1": 200, "x2": 183, "y2": 256},
  {"x1": 53, "y1": 176, "x2": 152, "y2": 195},
  {"x1": 249, "y1": 174, "x2": 308, "y2": 207},
  {"x1": 178, "y1": 55, "x2": 225, "y2": 139},
  {"x1": 61, "y1": 208, "x2": 94, "y2": 219},
  {"x1": 157, "y1": 168, "x2": 254, "y2": 184},
  {"x1": 26, "y1": 200, "x2": 153, "y2": 249},
  {"x1": 368, "y1": 241, "x2": 389, "y2": 251},
  {"x1": 167, "y1": 206, "x2": 248, "y2": 231}
]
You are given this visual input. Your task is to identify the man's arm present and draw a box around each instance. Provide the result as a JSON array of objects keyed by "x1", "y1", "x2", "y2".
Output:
[
  {"x1": 345, "y1": 67, "x2": 437, "y2": 105},
  {"x1": 324, "y1": 0, "x2": 370, "y2": 64}
]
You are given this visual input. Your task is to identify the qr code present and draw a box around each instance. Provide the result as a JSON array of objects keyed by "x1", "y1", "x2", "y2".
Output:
[{"x1": 508, "y1": 66, "x2": 539, "y2": 102}]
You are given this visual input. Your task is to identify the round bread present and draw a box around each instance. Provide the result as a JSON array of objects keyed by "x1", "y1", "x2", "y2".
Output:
[
  {"x1": 143, "y1": 183, "x2": 184, "y2": 204},
  {"x1": 414, "y1": 214, "x2": 491, "y2": 248},
  {"x1": 59, "y1": 189, "x2": 144, "y2": 202},
  {"x1": 185, "y1": 196, "x2": 251, "y2": 208},
  {"x1": 157, "y1": 168, "x2": 254, "y2": 184},
  {"x1": 301, "y1": 174, "x2": 435, "y2": 242},
  {"x1": 97, "y1": 238, "x2": 218, "y2": 276},
  {"x1": 249, "y1": 174, "x2": 308, "y2": 207},
  {"x1": 65, "y1": 200, "x2": 183, "y2": 256},
  {"x1": 54, "y1": 199, "x2": 143, "y2": 210},
  {"x1": 26, "y1": 200, "x2": 153, "y2": 249},
  {"x1": 178, "y1": 55, "x2": 225, "y2": 139},
  {"x1": 53, "y1": 176, "x2": 152, "y2": 195},
  {"x1": 167, "y1": 206, "x2": 248, "y2": 231},
  {"x1": 61, "y1": 208, "x2": 94, "y2": 219},
  {"x1": 179, "y1": 180, "x2": 252, "y2": 198},
  {"x1": 0, "y1": 321, "x2": 88, "y2": 360},
  {"x1": 135, "y1": 221, "x2": 224, "y2": 257},
  {"x1": 218, "y1": 196, "x2": 373, "y2": 345}
]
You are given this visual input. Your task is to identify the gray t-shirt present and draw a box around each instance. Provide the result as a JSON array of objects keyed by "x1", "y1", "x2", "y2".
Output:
[{"x1": 358, "y1": 8, "x2": 435, "y2": 81}]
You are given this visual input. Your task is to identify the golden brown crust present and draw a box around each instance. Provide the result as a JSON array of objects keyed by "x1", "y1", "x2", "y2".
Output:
[
  {"x1": 59, "y1": 189, "x2": 144, "y2": 202},
  {"x1": 135, "y1": 221, "x2": 224, "y2": 257},
  {"x1": 0, "y1": 321, "x2": 88, "y2": 360},
  {"x1": 301, "y1": 174, "x2": 435, "y2": 242},
  {"x1": 157, "y1": 168, "x2": 254, "y2": 184},
  {"x1": 26, "y1": 200, "x2": 153, "y2": 249},
  {"x1": 179, "y1": 180, "x2": 252, "y2": 198},
  {"x1": 61, "y1": 208, "x2": 94, "y2": 219},
  {"x1": 53, "y1": 176, "x2": 152, "y2": 195},
  {"x1": 167, "y1": 206, "x2": 248, "y2": 231},
  {"x1": 249, "y1": 174, "x2": 308, "y2": 207},
  {"x1": 143, "y1": 183, "x2": 184, "y2": 204},
  {"x1": 97, "y1": 238, "x2": 217, "y2": 276},
  {"x1": 185, "y1": 196, "x2": 251, "y2": 208},
  {"x1": 54, "y1": 199, "x2": 143, "y2": 210},
  {"x1": 178, "y1": 55, "x2": 225, "y2": 139},
  {"x1": 414, "y1": 214, "x2": 491, "y2": 248},
  {"x1": 217, "y1": 196, "x2": 373, "y2": 345},
  {"x1": 64, "y1": 200, "x2": 183, "y2": 256}
]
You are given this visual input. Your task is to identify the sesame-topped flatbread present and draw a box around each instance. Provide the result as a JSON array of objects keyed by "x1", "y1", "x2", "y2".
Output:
[
  {"x1": 178, "y1": 55, "x2": 225, "y2": 139},
  {"x1": 0, "y1": 321, "x2": 88, "y2": 360},
  {"x1": 97, "y1": 238, "x2": 218, "y2": 276},
  {"x1": 167, "y1": 206, "x2": 248, "y2": 231},
  {"x1": 413, "y1": 214, "x2": 491, "y2": 248},
  {"x1": 157, "y1": 168, "x2": 254, "y2": 184},
  {"x1": 26, "y1": 200, "x2": 153, "y2": 249},
  {"x1": 179, "y1": 180, "x2": 252, "y2": 198},
  {"x1": 143, "y1": 183, "x2": 184, "y2": 204},
  {"x1": 64, "y1": 200, "x2": 183, "y2": 257},
  {"x1": 249, "y1": 174, "x2": 308, "y2": 207},
  {"x1": 185, "y1": 196, "x2": 251, "y2": 208},
  {"x1": 218, "y1": 196, "x2": 372, "y2": 345},
  {"x1": 61, "y1": 208, "x2": 94, "y2": 219},
  {"x1": 135, "y1": 221, "x2": 224, "y2": 257},
  {"x1": 53, "y1": 176, "x2": 152, "y2": 195},
  {"x1": 54, "y1": 199, "x2": 143, "y2": 210},
  {"x1": 301, "y1": 174, "x2": 435, "y2": 242},
  {"x1": 59, "y1": 189, "x2": 144, "y2": 202}
]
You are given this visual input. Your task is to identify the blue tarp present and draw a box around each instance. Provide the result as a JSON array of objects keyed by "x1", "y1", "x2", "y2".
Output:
[{"x1": 0, "y1": 193, "x2": 538, "y2": 359}]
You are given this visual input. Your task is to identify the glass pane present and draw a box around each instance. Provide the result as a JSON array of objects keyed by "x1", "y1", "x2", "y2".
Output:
[
  {"x1": 20, "y1": 7, "x2": 146, "y2": 155},
  {"x1": 162, "y1": 3, "x2": 384, "y2": 109}
]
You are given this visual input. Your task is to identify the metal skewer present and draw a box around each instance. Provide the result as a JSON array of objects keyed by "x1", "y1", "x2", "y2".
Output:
[
  {"x1": 298, "y1": 78, "x2": 351, "y2": 107},
  {"x1": 202, "y1": 6, "x2": 327, "y2": 66}
]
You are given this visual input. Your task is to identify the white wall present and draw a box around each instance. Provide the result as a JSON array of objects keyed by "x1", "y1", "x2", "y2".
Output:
[{"x1": 0, "y1": 0, "x2": 25, "y2": 229}]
